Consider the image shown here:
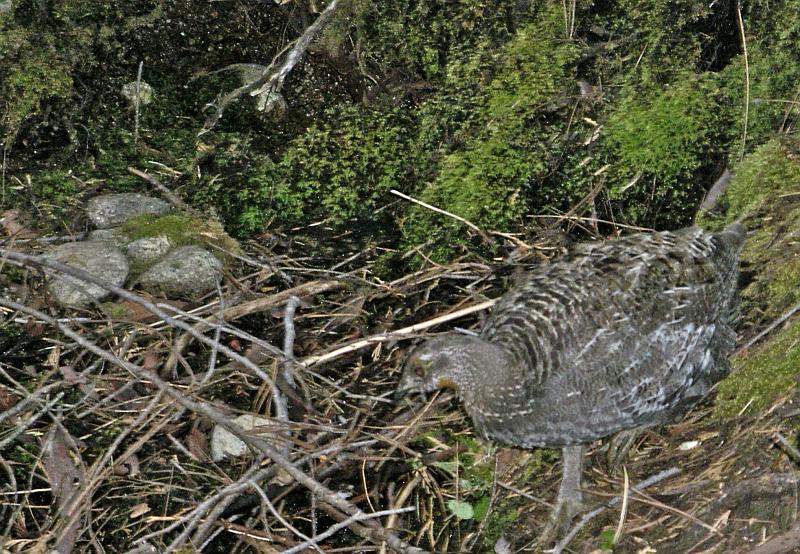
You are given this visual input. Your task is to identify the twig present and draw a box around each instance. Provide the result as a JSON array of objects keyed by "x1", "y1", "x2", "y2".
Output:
[
  {"x1": 159, "y1": 460, "x2": 267, "y2": 548},
  {"x1": 201, "y1": 280, "x2": 226, "y2": 384},
  {"x1": 529, "y1": 213, "x2": 654, "y2": 232},
  {"x1": 552, "y1": 467, "x2": 681, "y2": 554},
  {"x1": 389, "y1": 189, "x2": 493, "y2": 244},
  {"x1": 383, "y1": 474, "x2": 421, "y2": 552},
  {"x1": 300, "y1": 299, "x2": 496, "y2": 368},
  {"x1": 772, "y1": 432, "x2": 800, "y2": 465},
  {"x1": 0, "y1": 392, "x2": 65, "y2": 450},
  {"x1": 273, "y1": 296, "x2": 303, "y2": 434},
  {"x1": 0, "y1": 232, "x2": 88, "y2": 245},
  {"x1": 202, "y1": 0, "x2": 340, "y2": 132},
  {"x1": 127, "y1": 166, "x2": 198, "y2": 215},
  {"x1": 250, "y1": 480, "x2": 324, "y2": 554},
  {"x1": 737, "y1": 301, "x2": 800, "y2": 355},
  {"x1": 743, "y1": 522, "x2": 800, "y2": 554},
  {"x1": 280, "y1": 507, "x2": 416, "y2": 554},
  {"x1": 134, "y1": 61, "x2": 143, "y2": 145},
  {"x1": 282, "y1": 296, "x2": 302, "y2": 388},
  {"x1": 612, "y1": 467, "x2": 629, "y2": 546},
  {"x1": 249, "y1": 0, "x2": 339, "y2": 100},
  {"x1": 736, "y1": 1, "x2": 749, "y2": 161}
]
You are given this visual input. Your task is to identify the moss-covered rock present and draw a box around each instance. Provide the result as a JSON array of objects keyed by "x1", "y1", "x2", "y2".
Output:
[
  {"x1": 716, "y1": 320, "x2": 800, "y2": 418},
  {"x1": 709, "y1": 136, "x2": 800, "y2": 417},
  {"x1": 116, "y1": 213, "x2": 239, "y2": 255}
]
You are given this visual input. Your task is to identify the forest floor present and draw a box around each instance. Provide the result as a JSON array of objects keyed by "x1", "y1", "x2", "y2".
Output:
[{"x1": 2, "y1": 188, "x2": 800, "y2": 554}]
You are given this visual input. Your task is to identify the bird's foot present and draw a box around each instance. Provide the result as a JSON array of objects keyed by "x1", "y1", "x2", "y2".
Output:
[
  {"x1": 536, "y1": 445, "x2": 586, "y2": 550},
  {"x1": 605, "y1": 427, "x2": 644, "y2": 475},
  {"x1": 536, "y1": 487, "x2": 584, "y2": 549}
]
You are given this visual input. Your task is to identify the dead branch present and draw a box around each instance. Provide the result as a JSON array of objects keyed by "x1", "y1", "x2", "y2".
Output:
[
  {"x1": 128, "y1": 166, "x2": 198, "y2": 215},
  {"x1": 553, "y1": 467, "x2": 682, "y2": 554},
  {"x1": 202, "y1": 0, "x2": 341, "y2": 133},
  {"x1": 300, "y1": 299, "x2": 496, "y2": 368},
  {"x1": 0, "y1": 296, "x2": 428, "y2": 554}
]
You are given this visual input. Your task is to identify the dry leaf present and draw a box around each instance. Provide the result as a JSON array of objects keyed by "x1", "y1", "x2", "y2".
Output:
[
  {"x1": 0, "y1": 385, "x2": 16, "y2": 412},
  {"x1": 44, "y1": 425, "x2": 85, "y2": 553},
  {"x1": 142, "y1": 351, "x2": 159, "y2": 371},
  {"x1": 107, "y1": 299, "x2": 190, "y2": 323},
  {"x1": 129, "y1": 503, "x2": 151, "y2": 518},
  {"x1": 1, "y1": 210, "x2": 34, "y2": 238},
  {"x1": 24, "y1": 318, "x2": 44, "y2": 337},
  {"x1": 186, "y1": 426, "x2": 210, "y2": 461}
]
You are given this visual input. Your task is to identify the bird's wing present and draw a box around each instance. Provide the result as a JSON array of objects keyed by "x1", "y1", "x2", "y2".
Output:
[
  {"x1": 484, "y1": 227, "x2": 737, "y2": 428},
  {"x1": 546, "y1": 307, "x2": 725, "y2": 433}
]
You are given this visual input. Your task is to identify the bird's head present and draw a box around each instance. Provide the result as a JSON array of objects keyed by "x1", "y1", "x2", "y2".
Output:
[{"x1": 397, "y1": 334, "x2": 502, "y2": 396}]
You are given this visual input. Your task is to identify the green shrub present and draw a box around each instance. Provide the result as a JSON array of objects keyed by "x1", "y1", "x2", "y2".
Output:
[{"x1": 187, "y1": 106, "x2": 420, "y2": 237}]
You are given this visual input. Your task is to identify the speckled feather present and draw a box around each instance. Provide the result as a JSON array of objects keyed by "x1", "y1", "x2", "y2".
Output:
[{"x1": 400, "y1": 224, "x2": 745, "y2": 449}]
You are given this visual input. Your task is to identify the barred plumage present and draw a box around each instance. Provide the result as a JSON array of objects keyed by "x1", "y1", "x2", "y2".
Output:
[{"x1": 398, "y1": 223, "x2": 745, "y2": 542}]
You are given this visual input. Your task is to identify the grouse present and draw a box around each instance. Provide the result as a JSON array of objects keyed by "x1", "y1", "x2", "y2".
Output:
[{"x1": 398, "y1": 223, "x2": 745, "y2": 545}]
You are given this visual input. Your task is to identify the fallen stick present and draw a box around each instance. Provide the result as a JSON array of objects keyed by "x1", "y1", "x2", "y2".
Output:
[
  {"x1": 0, "y1": 296, "x2": 429, "y2": 554},
  {"x1": 552, "y1": 467, "x2": 681, "y2": 554},
  {"x1": 300, "y1": 299, "x2": 497, "y2": 368}
]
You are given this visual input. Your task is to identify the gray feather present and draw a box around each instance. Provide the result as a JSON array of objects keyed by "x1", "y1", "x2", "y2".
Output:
[{"x1": 400, "y1": 224, "x2": 744, "y2": 448}]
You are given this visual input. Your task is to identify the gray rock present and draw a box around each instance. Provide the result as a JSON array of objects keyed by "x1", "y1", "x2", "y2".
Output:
[
  {"x1": 88, "y1": 229, "x2": 117, "y2": 241},
  {"x1": 43, "y1": 241, "x2": 129, "y2": 307},
  {"x1": 210, "y1": 414, "x2": 274, "y2": 462},
  {"x1": 138, "y1": 246, "x2": 222, "y2": 298},
  {"x1": 126, "y1": 236, "x2": 172, "y2": 265},
  {"x1": 86, "y1": 193, "x2": 170, "y2": 229}
]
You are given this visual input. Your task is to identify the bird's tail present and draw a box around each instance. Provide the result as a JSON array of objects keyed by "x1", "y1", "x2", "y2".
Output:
[{"x1": 719, "y1": 222, "x2": 746, "y2": 252}]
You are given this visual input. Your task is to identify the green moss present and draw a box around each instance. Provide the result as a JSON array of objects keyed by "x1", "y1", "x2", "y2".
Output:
[
  {"x1": 720, "y1": 138, "x2": 800, "y2": 222},
  {"x1": 324, "y1": 0, "x2": 520, "y2": 82},
  {"x1": 603, "y1": 73, "x2": 731, "y2": 226},
  {"x1": 99, "y1": 302, "x2": 128, "y2": 320},
  {"x1": 0, "y1": 27, "x2": 73, "y2": 145},
  {"x1": 606, "y1": 76, "x2": 720, "y2": 180},
  {"x1": 715, "y1": 320, "x2": 800, "y2": 418},
  {"x1": 117, "y1": 213, "x2": 240, "y2": 256},
  {"x1": 402, "y1": 6, "x2": 579, "y2": 262},
  {"x1": 588, "y1": 0, "x2": 717, "y2": 84},
  {"x1": 481, "y1": 496, "x2": 525, "y2": 550},
  {"x1": 279, "y1": 106, "x2": 419, "y2": 227},
  {"x1": 763, "y1": 245, "x2": 800, "y2": 316},
  {"x1": 189, "y1": 106, "x2": 420, "y2": 237}
]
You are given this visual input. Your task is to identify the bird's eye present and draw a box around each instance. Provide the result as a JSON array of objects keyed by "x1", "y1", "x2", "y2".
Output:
[{"x1": 414, "y1": 364, "x2": 426, "y2": 377}]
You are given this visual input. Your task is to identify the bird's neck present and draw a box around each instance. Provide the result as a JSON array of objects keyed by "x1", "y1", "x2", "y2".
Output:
[{"x1": 446, "y1": 338, "x2": 523, "y2": 406}]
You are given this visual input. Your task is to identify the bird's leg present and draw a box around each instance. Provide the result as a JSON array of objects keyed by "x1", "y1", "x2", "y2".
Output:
[
  {"x1": 606, "y1": 427, "x2": 644, "y2": 475},
  {"x1": 537, "y1": 445, "x2": 585, "y2": 548}
]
